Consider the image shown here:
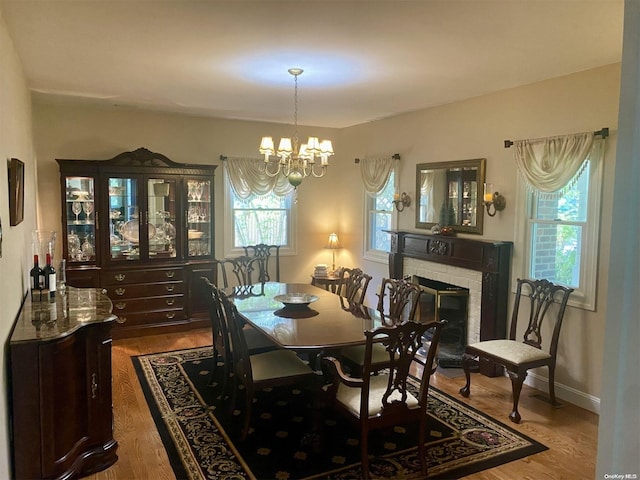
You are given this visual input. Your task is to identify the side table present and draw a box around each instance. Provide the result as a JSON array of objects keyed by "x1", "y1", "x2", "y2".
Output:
[{"x1": 311, "y1": 274, "x2": 341, "y2": 293}]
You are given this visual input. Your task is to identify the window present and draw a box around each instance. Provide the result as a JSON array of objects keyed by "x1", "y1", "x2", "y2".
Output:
[
  {"x1": 224, "y1": 177, "x2": 295, "y2": 255},
  {"x1": 364, "y1": 170, "x2": 395, "y2": 261},
  {"x1": 516, "y1": 145, "x2": 603, "y2": 310}
]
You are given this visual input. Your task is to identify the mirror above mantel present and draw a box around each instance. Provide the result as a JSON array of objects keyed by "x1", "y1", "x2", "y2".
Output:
[{"x1": 415, "y1": 158, "x2": 486, "y2": 235}]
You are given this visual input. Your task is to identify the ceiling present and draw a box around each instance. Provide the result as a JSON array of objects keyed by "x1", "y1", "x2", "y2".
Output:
[{"x1": 0, "y1": 0, "x2": 624, "y2": 129}]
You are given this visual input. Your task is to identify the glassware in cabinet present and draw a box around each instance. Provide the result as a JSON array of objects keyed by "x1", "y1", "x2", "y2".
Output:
[
  {"x1": 147, "y1": 178, "x2": 177, "y2": 259},
  {"x1": 108, "y1": 177, "x2": 140, "y2": 261},
  {"x1": 64, "y1": 176, "x2": 96, "y2": 263},
  {"x1": 185, "y1": 178, "x2": 212, "y2": 258}
]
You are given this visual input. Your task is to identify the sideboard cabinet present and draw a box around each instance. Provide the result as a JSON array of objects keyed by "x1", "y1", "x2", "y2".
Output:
[
  {"x1": 9, "y1": 288, "x2": 118, "y2": 479},
  {"x1": 57, "y1": 148, "x2": 217, "y2": 337}
]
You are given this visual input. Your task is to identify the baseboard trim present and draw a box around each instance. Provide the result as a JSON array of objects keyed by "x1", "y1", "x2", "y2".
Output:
[{"x1": 524, "y1": 372, "x2": 601, "y2": 415}]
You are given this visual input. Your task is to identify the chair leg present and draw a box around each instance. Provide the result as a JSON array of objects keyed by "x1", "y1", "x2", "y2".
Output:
[
  {"x1": 361, "y1": 427, "x2": 370, "y2": 480},
  {"x1": 241, "y1": 386, "x2": 254, "y2": 440},
  {"x1": 459, "y1": 353, "x2": 472, "y2": 397},
  {"x1": 548, "y1": 363, "x2": 561, "y2": 407},
  {"x1": 207, "y1": 346, "x2": 219, "y2": 386},
  {"x1": 418, "y1": 419, "x2": 427, "y2": 477},
  {"x1": 507, "y1": 370, "x2": 527, "y2": 423}
]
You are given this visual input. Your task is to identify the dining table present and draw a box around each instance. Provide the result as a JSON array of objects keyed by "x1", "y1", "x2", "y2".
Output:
[{"x1": 228, "y1": 282, "x2": 385, "y2": 351}]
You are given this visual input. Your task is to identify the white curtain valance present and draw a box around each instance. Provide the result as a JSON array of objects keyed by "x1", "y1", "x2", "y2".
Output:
[
  {"x1": 223, "y1": 156, "x2": 294, "y2": 199},
  {"x1": 359, "y1": 155, "x2": 396, "y2": 195},
  {"x1": 514, "y1": 132, "x2": 595, "y2": 197}
]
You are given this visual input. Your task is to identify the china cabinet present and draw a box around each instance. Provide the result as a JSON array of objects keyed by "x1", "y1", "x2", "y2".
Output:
[{"x1": 57, "y1": 148, "x2": 217, "y2": 337}]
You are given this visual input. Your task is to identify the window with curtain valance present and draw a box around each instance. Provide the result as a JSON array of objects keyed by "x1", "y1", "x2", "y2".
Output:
[
  {"x1": 361, "y1": 154, "x2": 399, "y2": 261},
  {"x1": 514, "y1": 132, "x2": 605, "y2": 311}
]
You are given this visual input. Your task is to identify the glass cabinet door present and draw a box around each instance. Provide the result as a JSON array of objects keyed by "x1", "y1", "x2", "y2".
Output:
[
  {"x1": 186, "y1": 177, "x2": 212, "y2": 258},
  {"x1": 147, "y1": 178, "x2": 177, "y2": 259},
  {"x1": 108, "y1": 177, "x2": 140, "y2": 261},
  {"x1": 64, "y1": 176, "x2": 96, "y2": 264}
]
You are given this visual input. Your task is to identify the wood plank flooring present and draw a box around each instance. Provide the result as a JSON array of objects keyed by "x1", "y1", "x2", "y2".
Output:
[{"x1": 86, "y1": 328, "x2": 598, "y2": 480}]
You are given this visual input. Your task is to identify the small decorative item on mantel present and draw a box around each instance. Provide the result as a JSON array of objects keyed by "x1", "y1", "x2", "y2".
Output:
[{"x1": 439, "y1": 226, "x2": 456, "y2": 236}]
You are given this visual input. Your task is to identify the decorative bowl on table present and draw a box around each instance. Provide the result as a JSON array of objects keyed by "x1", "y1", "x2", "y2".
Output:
[{"x1": 274, "y1": 293, "x2": 319, "y2": 308}]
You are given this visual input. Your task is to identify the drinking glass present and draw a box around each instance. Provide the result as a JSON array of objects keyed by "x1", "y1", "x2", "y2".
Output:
[
  {"x1": 83, "y1": 201, "x2": 94, "y2": 221},
  {"x1": 71, "y1": 202, "x2": 82, "y2": 223}
]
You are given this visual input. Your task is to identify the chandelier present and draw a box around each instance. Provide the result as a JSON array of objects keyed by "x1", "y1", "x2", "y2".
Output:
[{"x1": 259, "y1": 68, "x2": 334, "y2": 188}]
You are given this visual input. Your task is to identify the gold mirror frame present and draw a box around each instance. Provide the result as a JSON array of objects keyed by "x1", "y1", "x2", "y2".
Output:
[{"x1": 415, "y1": 158, "x2": 486, "y2": 234}]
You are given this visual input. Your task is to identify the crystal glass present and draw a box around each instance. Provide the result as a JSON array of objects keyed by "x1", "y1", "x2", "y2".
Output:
[
  {"x1": 71, "y1": 202, "x2": 82, "y2": 223},
  {"x1": 83, "y1": 201, "x2": 94, "y2": 221}
]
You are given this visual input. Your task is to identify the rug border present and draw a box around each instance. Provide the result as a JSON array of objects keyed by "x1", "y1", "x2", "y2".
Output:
[{"x1": 133, "y1": 346, "x2": 548, "y2": 480}]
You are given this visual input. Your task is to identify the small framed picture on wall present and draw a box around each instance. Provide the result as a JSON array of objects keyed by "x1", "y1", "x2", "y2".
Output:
[{"x1": 8, "y1": 158, "x2": 24, "y2": 226}]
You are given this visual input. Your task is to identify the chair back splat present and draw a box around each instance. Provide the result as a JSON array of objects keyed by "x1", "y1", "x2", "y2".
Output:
[
  {"x1": 336, "y1": 267, "x2": 372, "y2": 304},
  {"x1": 460, "y1": 277, "x2": 574, "y2": 423},
  {"x1": 323, "y1": 320, "x2": 446, "y2": 479},
  {"x1": 376, "y1": 277, "x2": 423, "y2": 324},
  {"x1": 243, "y1": 243, "x2": 281, "y2": 282},
  {"x1": 513, "y1": 278, "x2": 571, "y2": 354},
  {"x1": 217, "y1": 256, "x2": 267, "y2": 290}
]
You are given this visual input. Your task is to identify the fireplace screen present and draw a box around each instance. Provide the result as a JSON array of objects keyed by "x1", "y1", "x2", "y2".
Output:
[{"x1": 412, "y1": 276, "x2": 469, "y2": 368}]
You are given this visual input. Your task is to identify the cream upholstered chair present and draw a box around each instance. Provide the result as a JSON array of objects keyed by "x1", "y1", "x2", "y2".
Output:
[
  {"x1": 459, "y1": 278, "x2": 574, "y2": 423},
  {"x1": 336, "y1": 267, "x2": 372, "y2": 304},
  {"x1": 323, "y1": 320, "x2": 446, "y2": 479},
  {"x1": 340, "y1": 277, "x2": 423, "y2": 375},
  {"x1": 218, "y1": 288, "x2": 318, "y2": 440}
]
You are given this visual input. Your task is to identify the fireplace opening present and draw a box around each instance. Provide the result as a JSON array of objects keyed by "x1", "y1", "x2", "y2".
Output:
[{"x1": 412, "y1": 275, "x2": 469, "y2": 368}]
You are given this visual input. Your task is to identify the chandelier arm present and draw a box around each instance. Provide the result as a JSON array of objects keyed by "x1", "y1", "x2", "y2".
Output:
[
  {"x1": 263, "y1": 161, "x2": 283, "y2": 177},
  {"x1": 310, "y1": 165, "x2": 328, "y2": 178}
]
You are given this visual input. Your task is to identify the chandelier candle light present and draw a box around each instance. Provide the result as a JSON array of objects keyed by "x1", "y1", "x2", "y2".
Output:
[{"x1": 259, "y1": 68, "x2": 334, "y2": 189}]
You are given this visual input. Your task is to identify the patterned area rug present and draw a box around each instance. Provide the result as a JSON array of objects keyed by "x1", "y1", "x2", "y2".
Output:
[{"x1": 133, "y1": 346, "x2": 547, "y2": 480}]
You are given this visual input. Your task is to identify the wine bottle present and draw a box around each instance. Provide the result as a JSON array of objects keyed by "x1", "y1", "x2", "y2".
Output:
[
  {"x1": 43, "y1": 253, "x2": 56, "y2": 300},
  {"x1": 30, "y1": 255, "x2": 43, "y2": 292}
]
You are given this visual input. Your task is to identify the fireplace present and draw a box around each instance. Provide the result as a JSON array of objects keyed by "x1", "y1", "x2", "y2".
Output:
[
  {"x1": 413, "y1": 276, "x2": 469, "y2": 368},
  {"x1": 386, "y1": 231, "x2": 512, "y2": 376}
]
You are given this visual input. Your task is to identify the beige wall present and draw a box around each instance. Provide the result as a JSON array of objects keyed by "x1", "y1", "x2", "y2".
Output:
[
  {"x1": 0, "y1": 8, "x2": 38, "y2": 479},
  {"x1": 32, "y1": 64, "x2": 620, "y2": 413}
]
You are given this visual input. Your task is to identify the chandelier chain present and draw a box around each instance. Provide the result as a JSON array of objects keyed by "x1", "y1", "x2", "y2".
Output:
[{"x1": 293, "y1": 73, "x2": 299, "y2": 153}]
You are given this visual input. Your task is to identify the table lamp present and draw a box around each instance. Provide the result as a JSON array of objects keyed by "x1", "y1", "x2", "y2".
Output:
[{"x1": 324, "y1": 233, "x2": 342, "y2": 273}]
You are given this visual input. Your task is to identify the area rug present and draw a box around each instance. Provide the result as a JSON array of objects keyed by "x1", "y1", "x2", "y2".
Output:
[{"x1": 133, "y1": 346, "x2": 547, "y2": 480}]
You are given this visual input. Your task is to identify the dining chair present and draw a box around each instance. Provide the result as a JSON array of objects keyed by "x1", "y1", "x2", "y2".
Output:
[
  {"x1": 216, "y1": 255, "x2": 268, "y2": 297},
  {"x1": 201, "y1": 277, "x2": 277, "y2": 395},
  {"x1": 243, "y1": 243, "x2": 281, "y2": 282},
  {"x1": 459, "y1": 278, "x2": 574, "y2": 423},
  {"x1": 322, "y1": 319, "x2": 446, "y2": 479},
  {"x1": 340, "y1": 277, "x2": 423, "y2": 375},
  {"x1": 336, "y1": 267, "x2": 372, "y2": 304},
  {"x1": 217, "y1": 288, "x2": 319, "y2": 440}
]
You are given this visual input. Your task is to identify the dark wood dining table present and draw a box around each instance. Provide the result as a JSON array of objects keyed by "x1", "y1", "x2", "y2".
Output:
[{"x1": 228, "y1": 282, "x2": 384, "y2": 351}]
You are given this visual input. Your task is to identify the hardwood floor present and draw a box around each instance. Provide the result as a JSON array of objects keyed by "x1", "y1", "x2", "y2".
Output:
[{"x1": 87, "y1": 328, "x2": 598, "y2": 480}]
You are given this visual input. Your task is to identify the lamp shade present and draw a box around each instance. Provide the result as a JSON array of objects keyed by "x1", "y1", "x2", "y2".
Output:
[{"x1": 325, "y1": 232, "x2": 342, "y2": 249}]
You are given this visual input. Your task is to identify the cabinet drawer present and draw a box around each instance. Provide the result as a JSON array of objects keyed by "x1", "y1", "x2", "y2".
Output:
[
  {"x1": 102, "y1": 268, "x2": 183, "y2": 285},
  {"x1": 104, "y1": 281, "x2": 184, "y2": 299},
  {"x1": 112, "y1": 295, "x2": 184, "y2": 314},
  {"x1": 114, "y1": 309, "x2": 186, "y2": 327}
]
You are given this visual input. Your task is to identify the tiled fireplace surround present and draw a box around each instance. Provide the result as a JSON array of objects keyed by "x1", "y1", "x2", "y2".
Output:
[
  {"x1": 404, "y1": 258, "x2": 482, "y2": 345},
  {"x1": 387, "y1": 231, "x2": 513, "y2": 376}
]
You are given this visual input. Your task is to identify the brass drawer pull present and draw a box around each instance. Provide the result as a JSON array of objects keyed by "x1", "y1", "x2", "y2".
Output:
[
  {"x1": 165, "y1": 285, "x2": 175, "y2": 293},
  {"x1": 166, "y1": 312, "x2": 176, "y2": 319},
  {"x1": 166, "y1": 299, "x2": 175, "y2": 306},
  {"x1": 115, "y1": 273, "x2": 126, "y2": 282},
  {"x1": 91, "y1": 373, "x2": 98, "y2": 399},
  {"x1": 114, "y1": 288, "x2": 126, "y2": 296},
  {"x1": 115, "y1": 302, "x2": 127, "y2": 310},
  {"x1": 165, "y1": 271, "x2": 175, "y2": 278}
]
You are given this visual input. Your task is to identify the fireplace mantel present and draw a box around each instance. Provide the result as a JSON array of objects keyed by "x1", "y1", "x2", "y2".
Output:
[{"x1": 386, "y1": 231, "x2": 513, "y2": 376}]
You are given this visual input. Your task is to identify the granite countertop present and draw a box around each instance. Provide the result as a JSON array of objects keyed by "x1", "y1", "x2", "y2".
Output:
[{"x1": 10, "y1": 287, "x2": 118, "y2": 344}]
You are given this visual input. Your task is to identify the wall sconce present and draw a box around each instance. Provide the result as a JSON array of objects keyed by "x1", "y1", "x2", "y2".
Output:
[
  {"x1": 393, "y1": 192, "x2": 411, "y2": 212},
  {"x1": 483, "y1": 183, "x2": 506, "y2": 217}
]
